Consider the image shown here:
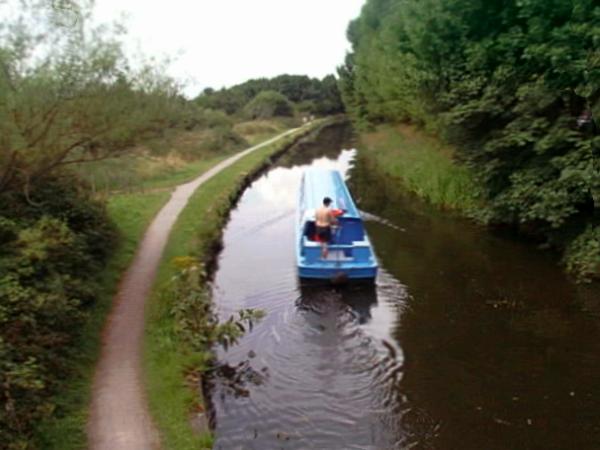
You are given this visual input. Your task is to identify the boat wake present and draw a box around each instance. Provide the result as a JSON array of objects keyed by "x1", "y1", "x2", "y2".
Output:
[{"x1": 359, "y1": 209, "x2": 406, "y2": 232}]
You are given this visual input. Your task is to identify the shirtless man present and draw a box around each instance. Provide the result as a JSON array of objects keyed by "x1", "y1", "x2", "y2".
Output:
[{"x1": 315, "y1": 197, "x2": 337, "y2": 259}]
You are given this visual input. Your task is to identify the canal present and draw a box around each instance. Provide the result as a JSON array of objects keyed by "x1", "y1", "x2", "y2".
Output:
[{"x1": 209, "y1": 123, "x2": 600, "y2": 449}]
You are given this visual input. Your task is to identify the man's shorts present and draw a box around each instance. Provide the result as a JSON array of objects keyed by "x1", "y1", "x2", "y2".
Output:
[{"x1": 316, "y1": 225, "x2": 332, "y2": 243}]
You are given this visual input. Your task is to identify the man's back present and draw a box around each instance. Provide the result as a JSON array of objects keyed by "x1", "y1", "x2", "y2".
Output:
[{"x1": 315, "y1": 206, "x2": 333, "y2": 227}]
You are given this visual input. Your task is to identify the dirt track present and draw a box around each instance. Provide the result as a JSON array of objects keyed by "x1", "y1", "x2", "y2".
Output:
[{"x1": 87, "y1": 129, "x2": 299, "y2": 450}]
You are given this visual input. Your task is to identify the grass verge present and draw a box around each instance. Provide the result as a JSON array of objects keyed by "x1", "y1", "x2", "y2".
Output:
[
  {"x1": 144, "y1": 121, "x2": 327, "y2": 450},
  {"x1": 33, "y1": 191, "x2": 170, "y2": 450},
  {"x1": 359, "y1": 123, "x2": 481, "y2": 212}
]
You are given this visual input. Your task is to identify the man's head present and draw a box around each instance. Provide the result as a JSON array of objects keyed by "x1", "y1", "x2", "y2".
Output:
[{"x1": 323, "y1": 197, "x2": 332, "y2": 206}]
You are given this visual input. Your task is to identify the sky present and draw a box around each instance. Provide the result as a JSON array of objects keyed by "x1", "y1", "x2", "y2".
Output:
[{"x1": 93, "y1": 0, "x2": 366, "y2": 97}]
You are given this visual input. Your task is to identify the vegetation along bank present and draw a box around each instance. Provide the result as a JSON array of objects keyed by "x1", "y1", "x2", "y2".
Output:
[
  {"x1": 143, "y1": 118, "x2": 337, "y2": 450},
  {"x1": 0, "y1": 0, "x2": 344, "y2": 447},
  {"x1": 339, "y1": 0, "x2": 599, "y2": 281}
]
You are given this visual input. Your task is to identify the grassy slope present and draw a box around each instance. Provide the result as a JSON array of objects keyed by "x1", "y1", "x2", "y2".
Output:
[
  {"x1": 34, "y1": 191, "x2": 170, "y2": 450},
  {"x1": 359, "y1": 124, "x2": 480, "y2": 212},
  {"x1": 144, "y1": 124, "x2": 321, "y2": 450},
  {"x1": 76, "y1": 119, "x2": 295, "y2": 194},
  {"x1": 233, "y1": 118, "x2": 295, "y2": 145},
  {"x1": 361, "y1": 124, "x2": 600, "y2": 282}
]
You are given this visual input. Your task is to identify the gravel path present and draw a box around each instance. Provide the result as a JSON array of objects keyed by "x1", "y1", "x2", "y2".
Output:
[{"x1": 87, "y1": 128, "x2": 299, "y2": 450}]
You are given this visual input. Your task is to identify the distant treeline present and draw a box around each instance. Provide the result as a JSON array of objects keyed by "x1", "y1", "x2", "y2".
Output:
[
  {"x1": 340, "y1": 0, "x2": 599, "y2": 279},
  {"x1": 195, "y1": 74, "x2": 344, "y2": 117}
]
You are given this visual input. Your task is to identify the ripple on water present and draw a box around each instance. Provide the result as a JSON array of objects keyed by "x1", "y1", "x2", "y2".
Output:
[
  {"x1": 210, "y1": 128, "x2": 600, "y2": 450},
  {"x1": 209, "y1": 147, "x2": 412, "y2": 449}
]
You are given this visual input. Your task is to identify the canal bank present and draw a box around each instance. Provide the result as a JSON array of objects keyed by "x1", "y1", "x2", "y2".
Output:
[
  {"x1": 357, "y1": 123, "x2": 480, "y2": 214},
  {"x1": 357, "y1": 123, "x2": 600, "y2": 282},
  {"x1": 142, "y1": 118, "x2": 341, "y2": 450},
  {"x1": 206, "y1": 122, "x2": 600, "y2": 449}
]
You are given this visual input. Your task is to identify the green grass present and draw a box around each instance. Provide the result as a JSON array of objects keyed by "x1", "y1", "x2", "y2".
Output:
[
  {"x1": 144, "y1": 123, "x2": 323, "y2": 450},
  {"x1": 75, "y1": 152, "x2": 231, "y2": 194},
  {"x1": 233, "y1": 118, "x2": 298, "y2": 145},
  {"x1": 33, "y1": 190, "x2": 170, "y2": 450},
  {"x1": 134, "y1": 156, "x2": 226, "y2": 191},
  {"x1": 76, "y1": 119, "x2": 299, "y2": 194},
  {"x1": 360, "y1": 123, "x2": 481, "y2": 212}
]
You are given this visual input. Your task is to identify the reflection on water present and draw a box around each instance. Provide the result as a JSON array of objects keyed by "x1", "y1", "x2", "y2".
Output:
[
  {"x1": 209, "y1": 123, "x2": 600, "y2": 449},
  {"x1": 210, "y1": 125, "x2": 409, "y2": 449},
  {"x1": 351, "y1": 153, "x2": 600, "y2": 449},
  {"x1": 297, "y1": 283, "x2": 378, "y2": 325}
]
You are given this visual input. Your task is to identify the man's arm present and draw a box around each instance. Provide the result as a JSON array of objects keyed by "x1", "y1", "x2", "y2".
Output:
[{"x1": 329, "y1": 210, "x2": 338, "y2": 226}]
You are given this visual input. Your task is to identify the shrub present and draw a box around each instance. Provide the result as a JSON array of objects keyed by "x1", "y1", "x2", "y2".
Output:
[
  {"x1": 243, "y1": 91, "x2": 295, "y2": 119},
  {"x1": 168, "y1": 258, "x2": 264, "y2": 354},
  {"x1": 564, "y1": 225, "x2": 600, "y2": 282},
  {"x1": 180, "y1": 108, "x2": 234, "y2": 131},
  {"x1": 340, "y1": 0, "x2": 598, "y2": 279},
  {"x1": 201, "y1": 128, "x2": 248, "y2": 154},
  {"x1": 0, "y1": 177, "x2": 116, "y2": 448}
]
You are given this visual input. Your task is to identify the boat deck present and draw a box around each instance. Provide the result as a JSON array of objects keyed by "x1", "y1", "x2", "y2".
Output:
[
  {"x1": 321, "y1": 250, "x2": 354, "y2": 262},
  {"x1": 297, "y1": 169, "x2": 378, "y2": 280}
]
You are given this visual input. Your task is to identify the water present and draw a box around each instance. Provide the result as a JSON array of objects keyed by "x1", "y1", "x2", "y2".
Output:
[{"x1": 209, "y1": 124, "x2": 600, "y2": 449}]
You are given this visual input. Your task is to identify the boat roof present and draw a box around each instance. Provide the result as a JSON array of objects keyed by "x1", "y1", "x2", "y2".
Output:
[{"x1": 300, "y1": 169, "x2": 361, "y2": 219}]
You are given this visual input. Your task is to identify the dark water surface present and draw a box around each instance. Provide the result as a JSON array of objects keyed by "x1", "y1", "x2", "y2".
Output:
[{"x1": 209, "y1": 125, "x2": 600, "y2": 449}]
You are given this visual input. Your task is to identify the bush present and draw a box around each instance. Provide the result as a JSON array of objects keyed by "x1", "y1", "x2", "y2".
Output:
[
  {"x1": 0, "y1": 177, "x2": 116, "y2": 448},
  {"x1": 168, "y1": 258, "x2": 264, "y2": 355},
  {"x1": 201, "y1": 128, "x2": 248, "y2": 154},
  {"x1": 180, "y1": 108, "x2": 234, "y2": 131},
  {"x1": 340, "y1": 0, "x2": 598, "y2": 279},
  {"x1": 243, "y1": 91, "x2": 295, "y2": 119},
  {"x1": 564, "y1": 225, "x2": 600, "y2": 282},
  {"x1": 195, "y1": 74, "x2": 344, "y2": 116}
]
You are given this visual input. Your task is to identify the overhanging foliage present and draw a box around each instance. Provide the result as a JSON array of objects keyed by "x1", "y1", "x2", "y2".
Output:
[{"x1": 340, "y1": 0, "x2": 599, "y2": 280}]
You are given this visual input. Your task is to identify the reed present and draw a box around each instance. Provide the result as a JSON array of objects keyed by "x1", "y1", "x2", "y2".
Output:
[
  {"x1": 359, "y1": 124, "x2": 481, "y2": 213},
  {"x1": 74, "y1": 119, "x2": 295, "y2": 194}
]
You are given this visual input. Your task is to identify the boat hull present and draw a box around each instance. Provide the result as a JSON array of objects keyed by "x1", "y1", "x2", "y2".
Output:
[
  {"x1": 298, "y1": 264, "x2": 378, "y2": 280},
  {"x1": 296, "y1": 169, "x2": 378, "y2": 282}
]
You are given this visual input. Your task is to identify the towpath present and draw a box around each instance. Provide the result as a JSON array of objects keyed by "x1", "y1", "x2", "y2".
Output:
[{"x1": 87, "y1": 128, "x2": 301, "y2": 450}]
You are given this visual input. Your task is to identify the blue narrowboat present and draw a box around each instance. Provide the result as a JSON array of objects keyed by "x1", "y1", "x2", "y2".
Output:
[{"x1": 296, "y1": 169, "x2": 378, "y2": 281}]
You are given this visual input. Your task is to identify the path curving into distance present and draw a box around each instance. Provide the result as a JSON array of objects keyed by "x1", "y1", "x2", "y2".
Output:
[{"x1": 87, "y1": 127, "x2": 301, "y2": 450}]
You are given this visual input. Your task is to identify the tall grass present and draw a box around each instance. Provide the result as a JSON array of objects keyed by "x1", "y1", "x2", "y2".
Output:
[
  {"x1": 73, "y1": 134, "x2": 236, "y2": 194},
  {"x1": 74, "y1": 119, "x2": 296, "y2": 194},
  {"x1": 234, "y1": 119, "x2": 289, "y2": 145},
  {"x1": 359, "y1": 124, "x2": 480, "y2": 212},
  {"x1": 79, "y1": 154, "x2": 229, "y2": 194}
]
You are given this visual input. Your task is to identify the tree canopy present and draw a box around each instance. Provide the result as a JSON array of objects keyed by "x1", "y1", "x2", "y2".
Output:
[
  {"x1": 0, "y1": 0, "x2": 191, "y2": 197},
  {"x1": 195, "y1": 74, "x2": 344, "y2": 116},
  {"x1": 243, "y1": 90, "x2": 294, "y2": 119},
  {"x1": 340, "y1": 0, "x2": 599, "y2": 279}
]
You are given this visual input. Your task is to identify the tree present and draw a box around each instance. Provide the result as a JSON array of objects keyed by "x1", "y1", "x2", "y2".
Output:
[
  {"x1": 0, "y1": 0, "x2": 185, "y2": 197},
  {"x1": 243, "y1": 90, "x2": 294, "y2": 119},
  {"x1": 0, "y1": 2, "x2": 197, "y2": 445},
  {"x1": 194, "y1": 74, "x2": 345, "y2": 116},
  {"x1": 341, "y1": 0, "x2": 599, "y2": 279}
]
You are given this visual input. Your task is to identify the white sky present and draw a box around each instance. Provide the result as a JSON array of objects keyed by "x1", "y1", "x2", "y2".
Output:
[{"x1": 93, "y1": 0, "x2": 366, "y2": 97}]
